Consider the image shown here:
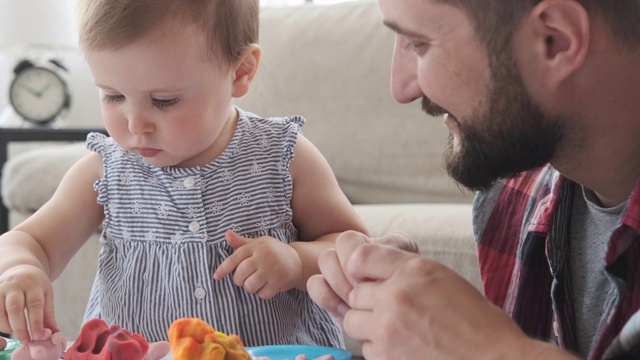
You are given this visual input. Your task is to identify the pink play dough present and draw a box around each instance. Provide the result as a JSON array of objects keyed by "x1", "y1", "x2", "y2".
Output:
[
  {"x1": 65, "y1": 318, "x2": 169, "y2": 360},
  {"x1": 10, "y1": 329, "x2": 66, "y2": 360},
  {"x1": 0, "y1": 336, "x2": 6, "y2": 350}
]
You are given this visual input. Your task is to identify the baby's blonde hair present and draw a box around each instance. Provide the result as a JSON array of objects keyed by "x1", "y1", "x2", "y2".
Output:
[{"x1": 78, "y1": 0, "x2": 259, "y2": 65}]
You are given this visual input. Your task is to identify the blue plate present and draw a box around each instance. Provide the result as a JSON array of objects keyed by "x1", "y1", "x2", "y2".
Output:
[{"x1": 246, "y1": 345, "x2": 351, "y2": 360}]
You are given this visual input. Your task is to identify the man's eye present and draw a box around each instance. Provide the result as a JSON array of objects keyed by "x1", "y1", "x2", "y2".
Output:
[
  {"x1": 153, "y1": 98, "x2": 179, "y2": 109},
  {"x1": 103, "y1": 94, "x2": 125, "y2": 103},
  {"x1": 405, "y1": 41, "x2": 427, "y2": 53}
]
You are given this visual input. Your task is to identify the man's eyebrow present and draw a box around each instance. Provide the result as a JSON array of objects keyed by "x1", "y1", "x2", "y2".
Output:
[{"x1": 383, "y1": 20, "x2": 425, "y2": 38}]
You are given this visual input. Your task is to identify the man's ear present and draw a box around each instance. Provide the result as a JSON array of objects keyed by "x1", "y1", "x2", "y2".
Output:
[
  {"x1": 526, "y1": 0, "x2": 590, "y2": 85},
  {"x1": 231, "y1": 43, "x2": 261, "y2": 98}
]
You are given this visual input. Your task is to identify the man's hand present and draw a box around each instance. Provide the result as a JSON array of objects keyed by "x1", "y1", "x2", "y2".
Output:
[
  {"x1": 308, "y1": 231, "x2": 567, "y2": 360},
  {"x1": 307, "y1": 231, "x2": 419, "y2": 323}
]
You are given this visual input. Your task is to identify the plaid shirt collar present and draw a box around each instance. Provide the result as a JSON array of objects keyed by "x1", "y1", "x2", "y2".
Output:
[{"x1": 474, "y1": 164, "x2": 640, "y2": 359}]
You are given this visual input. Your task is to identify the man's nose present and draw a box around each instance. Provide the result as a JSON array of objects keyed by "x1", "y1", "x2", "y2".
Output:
[{"x1": 390, "y1": 37, "x2": 422, "y2": 104}]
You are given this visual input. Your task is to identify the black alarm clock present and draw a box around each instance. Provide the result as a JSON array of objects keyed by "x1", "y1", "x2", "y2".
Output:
[{"x1": 7, "y1": 59, "x2": 71, "y2": 127}]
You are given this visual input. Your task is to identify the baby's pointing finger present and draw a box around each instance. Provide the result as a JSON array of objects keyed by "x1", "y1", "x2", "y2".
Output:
[{"x1": 213, "y1": 249, "x2": 250, "y2": 281}]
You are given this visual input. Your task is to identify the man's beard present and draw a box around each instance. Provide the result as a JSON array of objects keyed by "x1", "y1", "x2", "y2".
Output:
[{"x1": 426, "y1": 52, "x2": 566, "y2": 191}]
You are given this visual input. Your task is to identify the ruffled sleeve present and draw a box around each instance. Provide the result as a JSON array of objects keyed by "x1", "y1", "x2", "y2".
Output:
[{"x1": 85, "y1": 132, "x2": 110, "y2": 208}]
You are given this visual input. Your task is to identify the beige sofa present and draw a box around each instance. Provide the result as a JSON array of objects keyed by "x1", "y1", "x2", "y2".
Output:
[{"x1": 1, "y1": 0, "x2": 480, "y2": 356}]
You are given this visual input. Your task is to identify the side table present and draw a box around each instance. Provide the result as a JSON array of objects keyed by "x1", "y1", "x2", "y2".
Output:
[{"x1": 0, "y1": 127, "x2": 107, "y2": 235}]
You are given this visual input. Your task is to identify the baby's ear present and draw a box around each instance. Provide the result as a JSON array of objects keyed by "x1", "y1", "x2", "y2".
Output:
[{"x1": 232, "y1": 44, "x2": 261, "y2": 98}]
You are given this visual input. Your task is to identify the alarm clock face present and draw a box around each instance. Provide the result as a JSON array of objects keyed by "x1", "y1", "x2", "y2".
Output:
[{"x1": 9, "y1": 66, "x2": 70, "y2": 124}]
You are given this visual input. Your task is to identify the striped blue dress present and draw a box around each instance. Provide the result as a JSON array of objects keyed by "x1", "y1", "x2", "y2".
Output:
[{"x1": 82, "y1": 109, "x2": 344, "y2": 348}]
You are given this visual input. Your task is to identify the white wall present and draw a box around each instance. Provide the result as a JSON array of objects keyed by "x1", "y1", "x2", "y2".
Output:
[
  {"x1": 0, "y1": 0, "x2": 355, "y2": 128},
  {"x1": 0, "y1": 0, "x2": 102, "y2": 128}
]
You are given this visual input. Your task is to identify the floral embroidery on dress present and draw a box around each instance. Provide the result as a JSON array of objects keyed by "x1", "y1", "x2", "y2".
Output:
[
  {"x1": 157, "y1": 202, "x2": 170, "y2": 217},
  {"x1": 112, "y1": 148, "x2": 126, "y2": 160},
  {"x1": 108, "y1": 200, "x2": 117, "y2": 214},
  {"x1": 144, "y1": 230, "x2": 156, "y2": 242},
  {"x1": 147, "y1": 175, "x2": 161, "y2": 187},
  {"x1": 170, "y1": 232, "x2": 183, "y2": 243},
  {"x1": 171, "y1": 180, "x2": 185, "y2": 191},
  {"x1": 250, "y1": 160, "x2": 262, "y2": 175},
  {"x1": 238, "y1": 193, "x2": 250, "y2": 206},
  {"x1": 120, "y1": 171, "x2": 133, "y2": 185},
  {"x1": 186, "y1": 206, "x2": 199, "y2": 219},
  {"x1": 260, "y1": 134, "x2": 269, "y2": 149},
  {"x1": 256, "y1": 217, "x2": 267, "y2": 230},
  {"x1": 131, "y1": 201, "x2": 142, "y2": 214},
  {"x1": 209, "y1": 202, "x2": 222, "y2": 215},
  {"x1": 221, "y1": 169, "x2": 234, "y2": 183}
]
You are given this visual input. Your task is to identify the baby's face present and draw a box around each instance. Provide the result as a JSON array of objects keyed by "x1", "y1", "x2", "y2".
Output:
[{"x1": 85, "y1": 24, "x2": 239, "y2": 168}]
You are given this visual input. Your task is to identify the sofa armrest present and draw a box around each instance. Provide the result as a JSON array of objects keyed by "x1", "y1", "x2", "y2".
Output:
[{"x1": 2, "y1": 143, "x2": 88, "y2": 214}]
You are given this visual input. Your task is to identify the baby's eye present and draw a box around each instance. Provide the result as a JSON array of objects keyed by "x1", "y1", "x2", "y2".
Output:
[
  {"x1": 103, "y1": 94, "x2": 125, "y2": 103},
  {"x1": 153, "y1": 98, "x2": 179, "y2": 109}
]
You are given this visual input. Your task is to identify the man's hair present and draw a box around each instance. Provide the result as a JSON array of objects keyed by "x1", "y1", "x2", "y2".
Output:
[
  {"x1": 78, "y1": 0, "x2": 259, "y2": 65},
  {"x1": 437, "y1": 0, "x2": 640, "y2": 55}
]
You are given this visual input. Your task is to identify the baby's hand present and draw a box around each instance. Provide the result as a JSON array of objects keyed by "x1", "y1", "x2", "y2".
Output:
[
  {"x1": 213, "y1": 230, "x2": 302, "y2": 299},
  {"x1": 0, "y1": 265, "x2": 58, "y2": 344}
]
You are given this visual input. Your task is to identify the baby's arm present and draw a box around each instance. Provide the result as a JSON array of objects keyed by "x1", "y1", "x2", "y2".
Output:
[
  {"x1": 287, "y1": 134, "x2": 368, "y2": 290},
  {"x1": 214, "y1": 134, "x2": 367, "y2": 297},
  {"x1": 0, "y1": 152, "x2": 104, "y2": 343}
]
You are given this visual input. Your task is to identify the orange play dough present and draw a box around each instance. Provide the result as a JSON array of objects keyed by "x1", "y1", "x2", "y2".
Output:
[{"x1": 167, "y1": 318, "x2": 251, "y2": 360}]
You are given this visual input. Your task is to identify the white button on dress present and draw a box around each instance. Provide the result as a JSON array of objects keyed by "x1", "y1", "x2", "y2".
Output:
[
  {"x1": 189, "y1": 221, "x2": 200, "y2": 232},
  {"x1": 194, "y1": 287, "x2": 206, "y2": 299},
  {"x1": 183, "y1": 177, "x2": 196, "y2": 188}
]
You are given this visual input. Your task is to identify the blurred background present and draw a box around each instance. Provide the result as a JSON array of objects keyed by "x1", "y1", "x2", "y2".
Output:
[{"x1": 0, "y1": 0, "x2": 353, "y2": 128}]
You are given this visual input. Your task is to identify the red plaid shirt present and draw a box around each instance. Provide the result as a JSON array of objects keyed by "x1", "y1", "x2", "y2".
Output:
[{"x1": 473, "y1": 164, "x2": 640, "y2": 359}]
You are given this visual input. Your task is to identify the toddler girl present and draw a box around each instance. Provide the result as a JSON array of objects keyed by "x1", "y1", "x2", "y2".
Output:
[{"x1": 0, "y1": 0, "x2": 367, "y2": 349}]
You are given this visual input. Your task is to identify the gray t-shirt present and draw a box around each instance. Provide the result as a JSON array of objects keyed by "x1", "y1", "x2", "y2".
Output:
[{"x1": 570, "y1": 184, "x2": 628, "y2": 357}]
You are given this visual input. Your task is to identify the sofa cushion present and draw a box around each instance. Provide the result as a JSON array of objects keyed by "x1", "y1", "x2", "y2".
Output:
[{"x1": 2, "y1": 143, "x2": 89, "y2": 213}]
